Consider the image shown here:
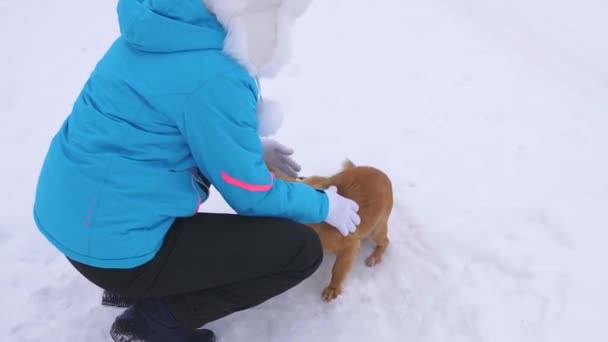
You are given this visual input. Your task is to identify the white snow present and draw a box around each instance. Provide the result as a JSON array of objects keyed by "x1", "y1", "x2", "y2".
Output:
[{"x1": 1, "y1": 0, "x2": 607, "y2": 341}]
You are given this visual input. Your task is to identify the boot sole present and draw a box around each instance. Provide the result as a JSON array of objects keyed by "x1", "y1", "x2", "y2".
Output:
[{"x1": 110, "y1": 319, "x2": 145, "y2": 342}]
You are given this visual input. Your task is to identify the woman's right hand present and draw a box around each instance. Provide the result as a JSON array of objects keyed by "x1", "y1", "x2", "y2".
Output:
[{"x1": 323, "y1": 186, "x2": 360, "y2": 236}]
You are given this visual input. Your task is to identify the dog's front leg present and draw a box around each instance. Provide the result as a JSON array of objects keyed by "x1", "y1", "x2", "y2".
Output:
[{"x1": 322, "y1": 239, "x2": 361, "y2": 302}]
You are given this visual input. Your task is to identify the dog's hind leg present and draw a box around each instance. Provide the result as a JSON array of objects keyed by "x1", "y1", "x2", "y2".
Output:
[
  {"x1": 322, "y1": 239, "x2": 361, "y2": 302},
  {"x1": 366, "y1": 219, "x2": 389, "y2": 267}
]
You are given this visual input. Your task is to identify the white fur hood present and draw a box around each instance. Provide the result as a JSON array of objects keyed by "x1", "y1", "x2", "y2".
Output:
[{"x1": 203, "y1": 0, "x2": 312, "y2": 78}]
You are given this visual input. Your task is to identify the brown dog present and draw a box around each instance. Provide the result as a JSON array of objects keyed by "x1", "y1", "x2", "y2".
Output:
[{"x1": 272, "y1": 160, "x2": 393, "y2": 302}]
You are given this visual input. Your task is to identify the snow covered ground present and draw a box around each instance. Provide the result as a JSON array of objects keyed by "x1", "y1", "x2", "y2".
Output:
[{"x1": 2, "y1": 0, "x2": 607, "y2": 341}]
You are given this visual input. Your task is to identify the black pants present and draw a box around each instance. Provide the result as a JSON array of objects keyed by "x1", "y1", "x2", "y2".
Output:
[{"x1": 68, "y1": 213, "x2": 323, "y2": 330}]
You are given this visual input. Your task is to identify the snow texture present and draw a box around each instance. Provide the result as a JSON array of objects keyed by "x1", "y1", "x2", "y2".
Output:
[{"x1": 1, "y1": 0, "x2": 607, "y2": 341}]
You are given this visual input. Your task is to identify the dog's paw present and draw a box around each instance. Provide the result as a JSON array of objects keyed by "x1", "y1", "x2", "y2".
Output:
[
  {"x1": 365, "y1": 255, "x2": 382, "y2": 267},
  {"x1": 322, "y1": 286, "x2": 342, "y2": 302}
]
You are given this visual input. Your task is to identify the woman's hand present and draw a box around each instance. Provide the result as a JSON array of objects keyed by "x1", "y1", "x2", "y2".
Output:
[
  {"x1": 262, "y1": 138, "x2": 302, "y2": 178},
  {"x1": 323, "y1": 186, "x2": 360, "y2": 236}
]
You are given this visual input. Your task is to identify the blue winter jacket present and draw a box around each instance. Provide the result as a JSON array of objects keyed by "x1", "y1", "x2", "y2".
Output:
[{"x1": 33, "y1": 0, "x2": 329, "y2": 269}]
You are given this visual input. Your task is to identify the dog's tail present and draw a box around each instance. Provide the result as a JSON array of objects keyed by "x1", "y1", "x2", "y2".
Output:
[{"x1": 342, "y1": 159, "x2": 356, "y2": 170}]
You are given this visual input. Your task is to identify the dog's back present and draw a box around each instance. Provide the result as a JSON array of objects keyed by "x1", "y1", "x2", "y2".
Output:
[{"x1": 303, "y1": 160, "x2": 393, "y2": 248}]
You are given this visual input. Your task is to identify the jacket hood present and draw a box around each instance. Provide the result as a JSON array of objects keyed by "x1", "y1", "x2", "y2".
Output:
[
  {"x1": 118, "y1": 0, "x2": 312, "y2": 77},
  {"x1": 117, "y1": 0, "x2": 227, "y2": 53}
]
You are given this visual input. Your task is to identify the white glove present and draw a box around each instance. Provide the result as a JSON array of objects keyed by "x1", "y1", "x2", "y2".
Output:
[
  {"x1": 262, "y1": 138, "x2": 302, "y2": 178},
  {"x1": 323, "y1": 186, "x2": 360, "y2": 236}
]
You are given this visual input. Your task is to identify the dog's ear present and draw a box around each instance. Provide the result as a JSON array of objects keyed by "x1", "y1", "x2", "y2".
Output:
[{"x1": 342, "y1": 159, "x2": 355, "y2": 170}]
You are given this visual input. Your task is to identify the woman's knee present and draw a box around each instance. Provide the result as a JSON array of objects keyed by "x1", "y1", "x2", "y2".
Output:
[{"x1": 284, "y1": 220, "x2": 323, "y2": 276}]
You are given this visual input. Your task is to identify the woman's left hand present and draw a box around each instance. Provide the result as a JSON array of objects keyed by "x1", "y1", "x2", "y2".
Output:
[{"x1": 262, "y1": 138, "x2": 302, "y2": 178}]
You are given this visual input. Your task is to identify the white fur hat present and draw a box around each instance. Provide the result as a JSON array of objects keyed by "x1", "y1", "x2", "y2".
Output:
[{"x1": 202, "y1": 0, "x2": 312, "y2": 78}]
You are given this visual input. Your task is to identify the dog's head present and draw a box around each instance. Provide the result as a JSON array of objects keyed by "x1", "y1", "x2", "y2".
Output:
[
  {"x1": 267, "y1": 159, "x2": 355, "y2": 190},
  {"x1": 294, "y1": 159, "x2": 356, "y2": 189}
]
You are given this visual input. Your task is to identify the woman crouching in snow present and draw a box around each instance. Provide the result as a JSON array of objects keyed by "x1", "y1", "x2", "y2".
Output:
[{"x1": 32, "y1": 0, "x2": 360, "y2": 341}]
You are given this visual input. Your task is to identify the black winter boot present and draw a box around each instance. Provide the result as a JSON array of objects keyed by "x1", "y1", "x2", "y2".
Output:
[{"x1": 110, "y1": 297, "x2": 216, "y2": 342}]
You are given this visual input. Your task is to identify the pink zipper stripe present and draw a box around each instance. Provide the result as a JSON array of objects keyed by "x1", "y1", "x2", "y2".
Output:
[{"x1": 221, "y1": 171, "x2": 274, "y2": 192}]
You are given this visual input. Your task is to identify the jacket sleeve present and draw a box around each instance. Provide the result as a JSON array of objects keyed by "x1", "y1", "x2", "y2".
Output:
[{"x1": 178, "y1": 72, "x2": 329, "y2": 224}]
